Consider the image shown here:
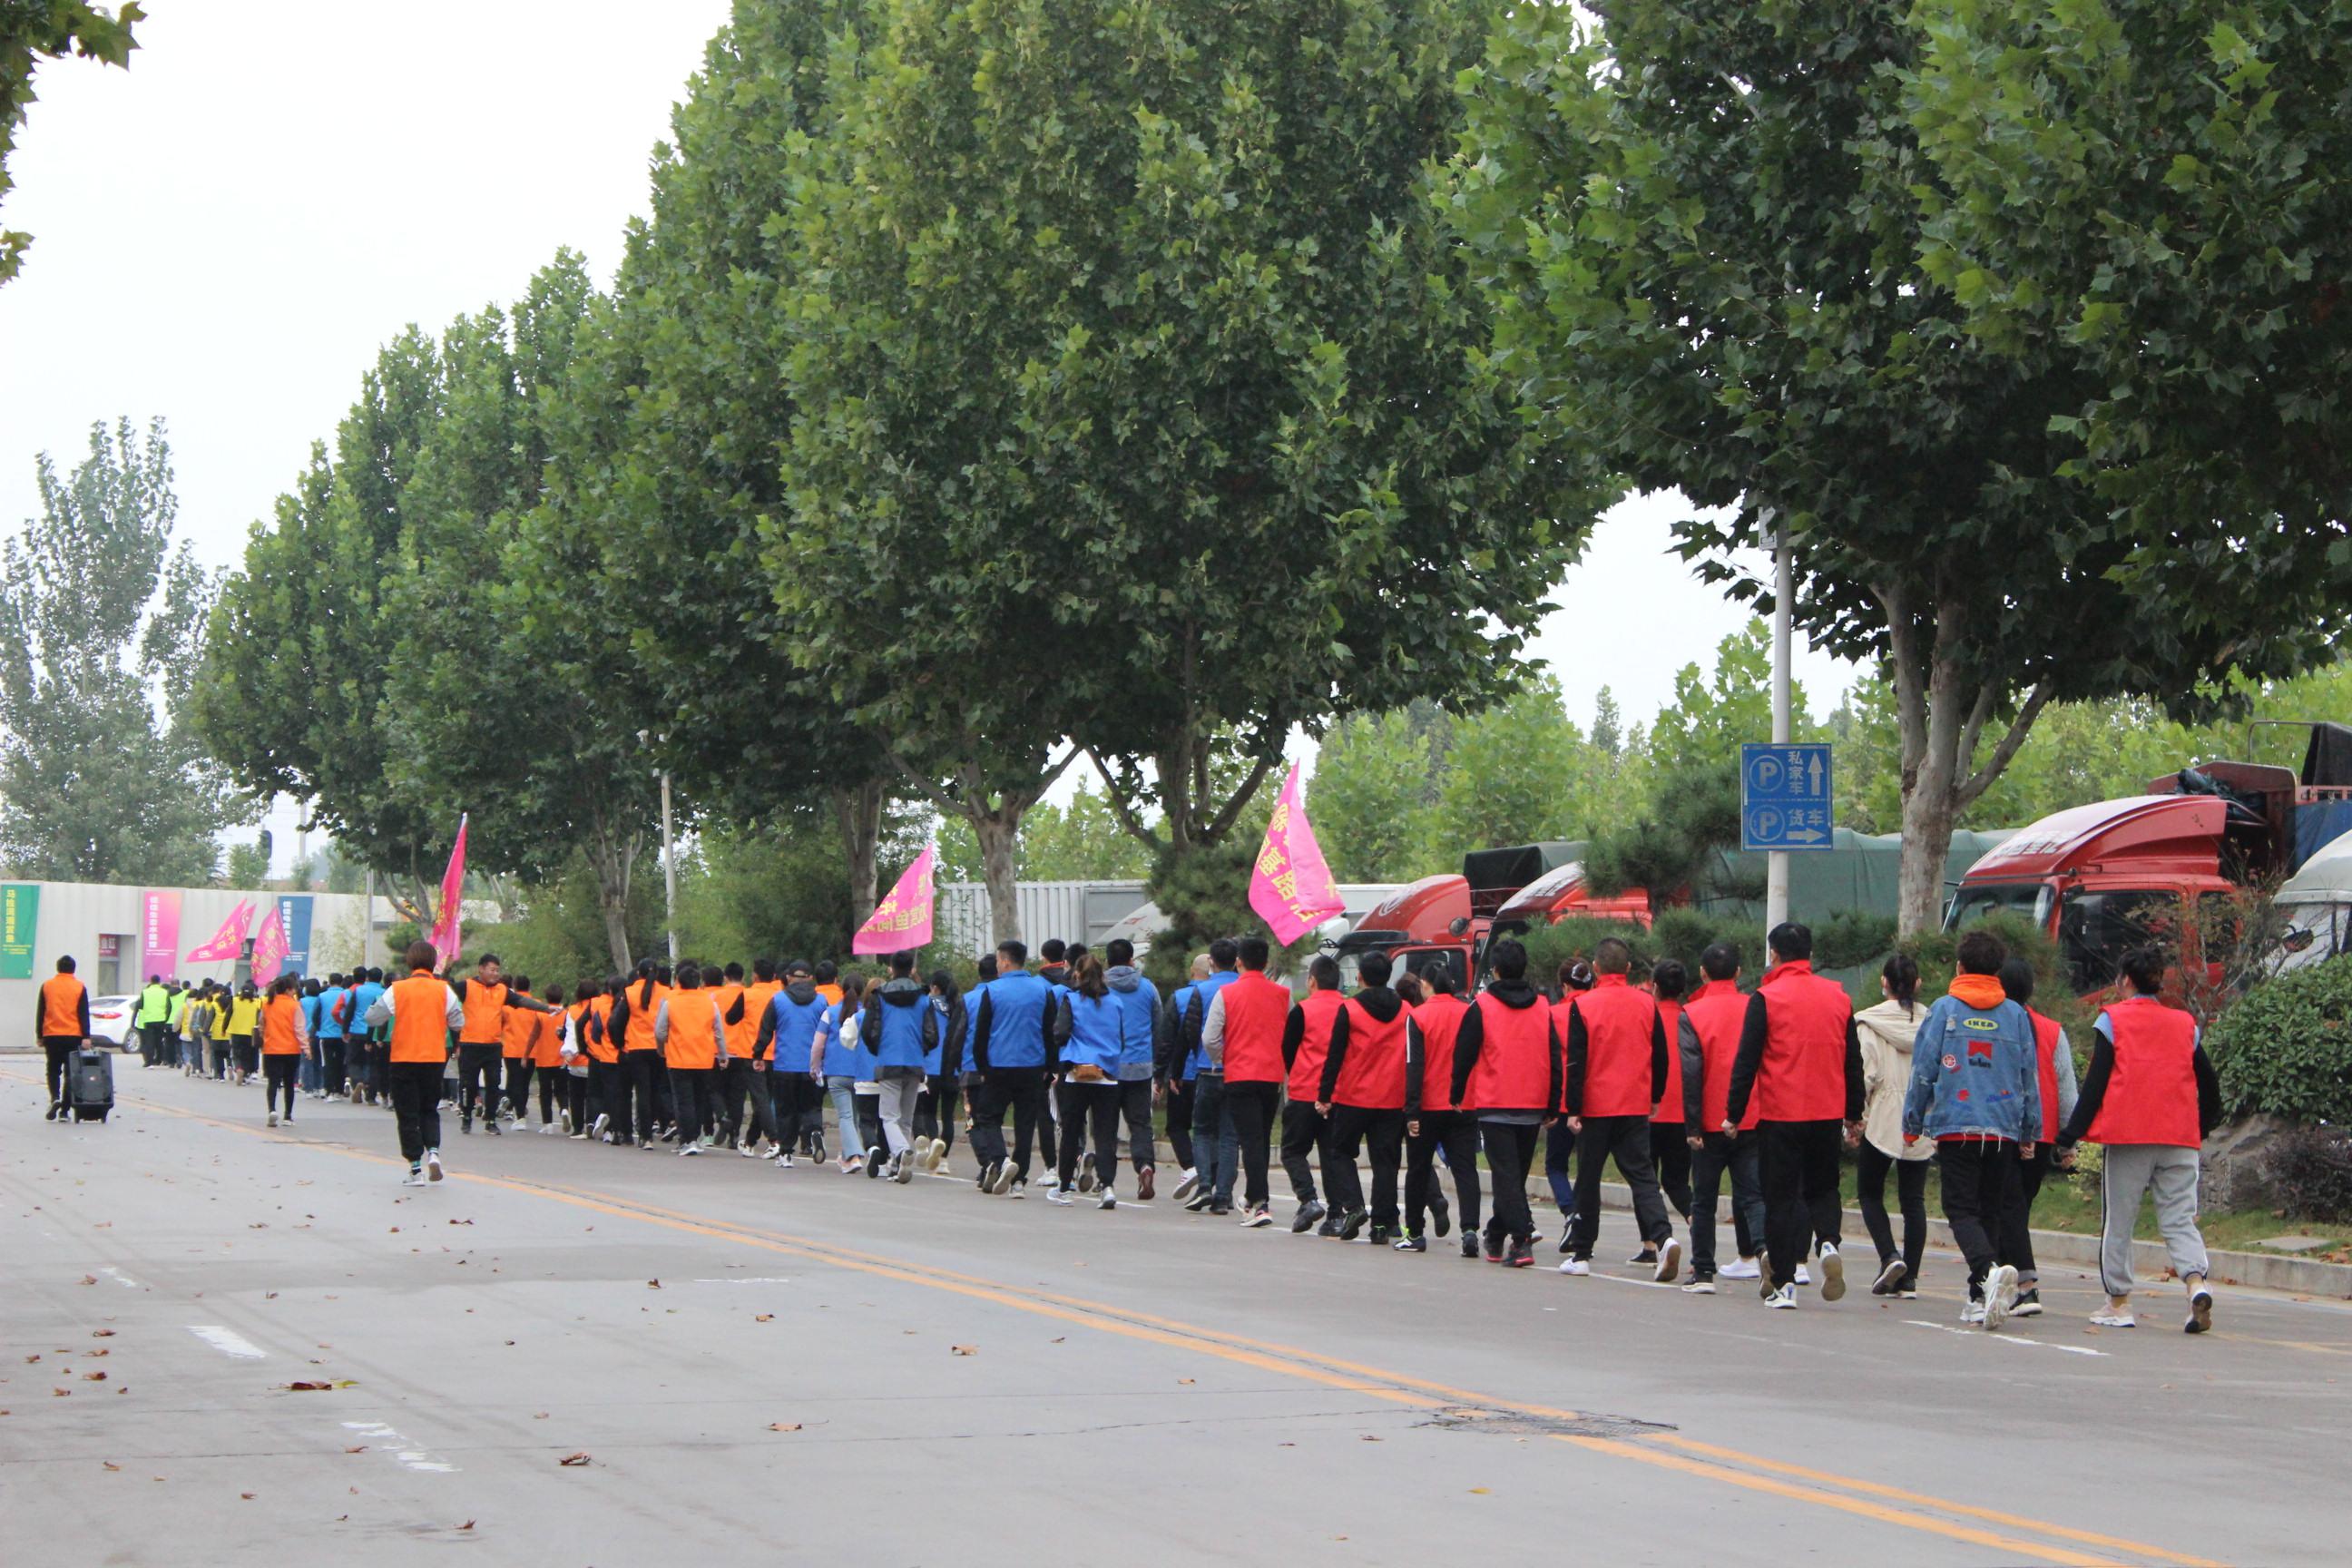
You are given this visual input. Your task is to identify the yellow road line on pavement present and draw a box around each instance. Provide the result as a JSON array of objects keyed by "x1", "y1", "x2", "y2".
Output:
[{"x1": 13, "y1": 1073, "x2": 2217, "y2": 1567}]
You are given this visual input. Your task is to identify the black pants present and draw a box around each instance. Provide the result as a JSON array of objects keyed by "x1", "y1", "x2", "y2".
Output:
[
  {"x1": 456, "y1": 1044, "x2": 503, "y2": 1127},
  {"x1": 715, "y1": 1057, "x2": 753, "y2": 1144},
  {"x1": 1481, "y1": 1119, "x2": 1541, "y2": 1246},
  {"x1": 670, "y1": 1066, "x2": 715, "y2": 1145},
  {"x1": 1568, "y1": 1113, "x2": 1674, "y2": 1259},
  {"x1": 232, "y1": 1036, "x2": 257, "y2": 1078},
  {"x1": 43, "y1": 1037, "x2": 77, "y2": 1107},
  {"x1": 618, "y1": 1051, "x2": 662, "y2": 1143},
  {"x1": 972, "y1": 1066, "x2": 1049, "y2": 1181},
  {"x1": 1119, "y1": 1079, "x2": 1155, "y2": 1172},
  {"x1": 1544, "y1": 1121, "x2": 1577, "y2": 1218},
  {"x1": 1939, "y1": 1137, "x2": 2021, "y2": 1298},
  {"x1": 320, "y1": 1037, "x2": 348, "y2": 1096},
  {"x1": 1327, "y1": 1105, "x2": 1406, "y2": 1229},
  {"x1": 916, "y1": 1076, "x2": 960, "y2": 1154},
  {"x1": 1164, "y1": 1077, "x2": 1196, "y2": 1171},
  {"x1": 264, "y1": 1054, "x2": 299, "y2": 1119},
  {"x1": 1224, "y1": 1081, "x2": 1281, "y2": 1210},
  {"x1": 773, "y1": 1073, "x2": 824, "y2": 1152},
  {"x1": 1279, "y1": 1101, "x2": 1329, "y2": 1204},
  {"x1": 505, "y1": 1057, "x2": 533, "y2": 1121},
  {"x1": 388, "y1": 1059, "x2": 446, "y2": 1165},
  {"x1": 1405, "y1": 1109, "x2": 1481, "y2": 1238},
  {"x1": 536, "y1": 1064, "x2": 563, "y2": 1124},
  {"x1": 1759, "y1": 1119, "x2": 1846, "y2": 1289},
  {"x1": 747, "y1": 1063, "x2": 778, "y2": 1147},
  {"x1": 1689, "y1": 1130, "x2": 1766, "y2": 1278},
  {"x1": 1651, "y1": 1122, "x2": 1694, "y2": 1220},
  {"x1": 140, "y1": 1023, "x2": 168, "y2": 1065},
  {"x1": 1055, "y1": 1079, "x2": 1122, "y2": 1190},
  {"x1": 2005, "y1": 1142, "x2": 2051, "y2": 1279},
  {"x1": 1857, "y1": 1141, "x2": 1930, "y2": 1288}
]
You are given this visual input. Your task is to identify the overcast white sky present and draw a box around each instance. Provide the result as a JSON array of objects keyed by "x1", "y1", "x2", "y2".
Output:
[{"x1": 0, "y1": 2, "x2": 1853, "y2": 868}]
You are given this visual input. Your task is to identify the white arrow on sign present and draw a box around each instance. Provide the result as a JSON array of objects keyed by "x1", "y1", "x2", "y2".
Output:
[{"x1": 1782, "y1": 828, "x2": 1826, "y2": 844}]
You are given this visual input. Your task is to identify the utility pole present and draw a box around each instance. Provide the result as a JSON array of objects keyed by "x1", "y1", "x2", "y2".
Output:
[
  {"x1": 1767, "y1": 516, "x2": 1793, "y2": 942},
  {"x1": 641, "y1": 730, "x2": 677, "y2": 964}
]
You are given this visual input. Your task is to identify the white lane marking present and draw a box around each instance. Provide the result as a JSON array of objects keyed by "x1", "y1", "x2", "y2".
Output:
[
  {"x1": 99, "y1": 1266, "x2": 142, "y2": 1289},
  {"x1": 343, "y1": 1420, "x2": 460, "y2": 1474},
  {"x1": 1904, "y1": 1319, "x2": 2107, "y2": 1357},
  {"x1": 1583, "y1": 1272, "x2": 1684, "y2": 1290},
  {"x1": 690, "y1": 1277, "x2": 794, "y2": 1284},
  {"x1": 188, "y1": 1325, "x2": 268, "y2": 1359}
]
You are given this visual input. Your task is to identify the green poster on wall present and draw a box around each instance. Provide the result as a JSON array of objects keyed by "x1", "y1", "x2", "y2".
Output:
[{"x1": 0, "y1": 884, "x2": 38, "y2": 979}]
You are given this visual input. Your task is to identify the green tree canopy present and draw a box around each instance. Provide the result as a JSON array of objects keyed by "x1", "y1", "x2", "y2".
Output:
[{"x1": 1, "y1": 1, "x2": 141, "y2": 285}]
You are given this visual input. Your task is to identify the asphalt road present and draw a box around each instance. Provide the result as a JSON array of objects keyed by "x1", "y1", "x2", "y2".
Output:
[{"x1": 4, "y1": 1063, "x2": 2345, "y2": 1567}]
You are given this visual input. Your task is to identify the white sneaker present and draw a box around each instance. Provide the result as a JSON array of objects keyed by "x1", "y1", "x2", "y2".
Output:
[
  {"x1": 1720, "y1": 1257, "x2": 1761, "y2": 1281},
  {"x1": 1098, "y1": 1186, "x2": 1116, "y2": 1210},
  {"x1": 401, "y1": 1168, "x2": 426, "y2": 1187},
  {"x1": 267, "y1": 1111, "x2": 279, "y2": 1128},
  {"x1": 1044, "y1": 1184, "x2": 1073, "y2": 1206},
  {"x1": 1559, "y1": 1258, "x2": 1591, "y2": 1276},
  {"x1": 1681, "y1": 1278, "x2": 1717, "y2": 1295},
  {"x1": 1172, "y1": 1168, "x2": 1200, "y2": 1201},
  {"x1": 1818, "y1": 1242, "x2": 1845, "y2": 1302},
  {"x1": 679, "y1": 1142, "x2": 701, "y2": 1156},
  {"x1": 1960, "y1": 1298, "x2": 1988, "y2": 1326},
  {"x1": 2186, "y1": 1284, "x2": 2214, "y2": 1336},
  {"x1": 592, "y1": 1112, "x2": 610, "y2": 1138},
  {"x1": 2090, "y1": 1308, "x2": 2138, "y2": 1328},
  {"x1": 425, "y1": 1151, "x2": 444, "y2": 1182},
  {"x1": 1982, "y1": 1263, "x2": 2018, "y2": 1330},
  {"x1": 1794, "y1": 1263, "x2": 1812, "y2": 1287},
  {"x1": 776, "y1": 1151, "x2": 795, "y2": 1169},
  {"x1": 929, "y1": 1137, "x2": 948, "y2": 1162},
  {"x1": 1766, "y1": 1284, "x2": 1797, "y2": 1309},
  {"x1": 1653, "y1": 1236, "x2": 1682, "y2": 1284}
]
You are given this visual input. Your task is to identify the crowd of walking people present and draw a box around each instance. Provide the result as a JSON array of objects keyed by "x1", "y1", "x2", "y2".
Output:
[{"x1": 46, "y1": 917, "x2": 2225, "y2": 1337}]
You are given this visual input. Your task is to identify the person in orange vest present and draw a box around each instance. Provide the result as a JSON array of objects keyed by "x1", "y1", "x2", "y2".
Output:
[
  {"x1": 1995, "y1": 956, "x2": 2077, "y2": 1318},
  {"x1": 1678, "y1": 943, "x2": 1767, "y2": 1292},
  {"x1": 497, "y1": 975, "x2": 541, "y2": 1127},
  {"x1": 37, "y1": 954, "x2": 91, "y2": 1121},
  {"x1": 654, "y1": 963, "x2": 730, "y2": 1154},
  {"x1": 258, "y1": 974, "x2": 309, "y2": 1128},
  {"x1": 710, "y1": 961, "x2": 759, "y2": 1152},
  {"x1": 450, "y1": 954, "x2": 554, "y2": 1137},
  {"x1": 363, "y1": 939, "x2": 466, "y2": 1185},
  {"x1": 1724, "y1": 922, "x2": 1865, "y2": 1308},
  {"x1": 1561, "y1": 937, "x2": 1680, "y2": 1281},
  {"x1": 1200, "y1": 936, "x2": 1290, "y2": 1228},
  {"x1": 527, "y1": 984, "x2": 568, "y2": 1132},
  {"x1": 1279, "y1": 956, "x2": 1347, "y2": 1235},
  {"x1": 1316, "y1": 948, "x2": 1412, "y2": 1244},
  {"x1": 2056, "y1": 945, "x2": 2222, "y2": 1334},
  {"x1": 1449, "y1": 938, "x2": 1563, "y2": 1268},
  {"x1": 1396, "y1": 965, "x2": 1481, "y2": 1255},
  {"x1": 736, "y1": 959, "x2": 785, "y2": 1157}
]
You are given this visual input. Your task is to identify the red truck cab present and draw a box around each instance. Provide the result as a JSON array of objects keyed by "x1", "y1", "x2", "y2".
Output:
[{"x1": 1333, "y1": 842, "x2": 1583, "y2": 990}]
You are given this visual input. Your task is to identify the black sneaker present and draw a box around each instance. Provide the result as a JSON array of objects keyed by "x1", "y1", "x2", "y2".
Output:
[
  {"x1": 1871, "y1": 1258, "x2": 1908, "y2": 1297},
  {"x1": 1208, "y1": 1201, "x2": 1233, "y2": 1217},
  {"x1": 459, "y1": 1117, "x2": 473, "y2": 1134},
  {"x1": 1558, "y1": 1221, "x2": 1577, "y2": 1254},
  {"x1": 1367, "y1": 1224, "x2": 1395, "y2": 1246},
  {"x1": 1315, "y1": 1215, "x2": 1343, "y2": 1239},
  {"x1": 1461, "y1": 1235, "x2": 1481, "y2": 1259},
  {"x1": 1291, "y1": 1199, "x2": 1327, "y2": 1235},
  {"x1": 486, "y1": 1120, "x2": 502, "y2": 1136},
  {"x1": 1628, "y1": 1248, "x2": 1659, "y2": 1266},
  {"x1": 1183, "y1": 1191, "x2": 1216, "y2": 1212},
  {"x1": 1429, "y1": 1191, "x2": 1452, "y2": 1238},
  {"x1": 1393, "y1": 1233, "x2": 1426, "y2": 1253},
  {"x1": 1505, "y1": 1240, "x2": 1535, "y2": 1269},
  {"x1": 1483, "y1": 1232, "x2": 1504, "y2": 1263},
  {"x1": 2012, "y1": 1288, "x2": 2043, "y2": 1318},
  {"x1": 865, "y1": 1145, "x2": 887, "y2": 1179},
  {"x1": 1338, "y1": 1209, "x2": 1369, "y2": 1242}
]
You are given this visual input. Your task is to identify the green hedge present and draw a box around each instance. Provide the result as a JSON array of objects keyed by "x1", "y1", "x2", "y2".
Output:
[{"x1": 2205, "y1": 956, "x2": 2352, "y2": 1124}]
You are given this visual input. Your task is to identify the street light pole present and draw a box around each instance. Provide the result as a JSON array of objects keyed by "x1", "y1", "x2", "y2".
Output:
[
  {"x1": 1767, "y1": 515, "x2": 1793, "y2": 940},
  {"x1": 660, "y1": 765, "x2": 677, "y2": 965}
]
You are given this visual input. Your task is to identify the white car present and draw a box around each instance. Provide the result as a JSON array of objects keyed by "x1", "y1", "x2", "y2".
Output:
[{"x1": 87, "y1": 995, "x2": 137, "y2": 1047}]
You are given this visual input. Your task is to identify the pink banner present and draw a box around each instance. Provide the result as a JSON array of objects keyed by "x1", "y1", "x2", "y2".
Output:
[
  {"x1": 250, "y1": 901, "x2": 289, "y2": 986},
  {"x1": 184, "y1": 899, "x2": 252, "y2": 965},
  {"x1": 141, "y1": 890, "x2": 181, "y2": 984},
  {"x1": 428, "y1": 814, "x2": 468, "y2": 974},
  {"x1": 852, "y1": 844, "x2": 936, "y2": 956},
  {"x1": 1249, "y1": 762, "x2": 1345, "y2": 945}
]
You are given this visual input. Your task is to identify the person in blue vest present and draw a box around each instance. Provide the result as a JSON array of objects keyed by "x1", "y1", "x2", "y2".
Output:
[
  {"x1": 315, "y1": 973, "x2": 348, "y2": 1100},
  {"x1": 298, "y1": 979, "x2": 326, "y2": 1099},
  {"x1": 1049, "y1": 955, "x2": 1124, "y2": 1208},
  {"x1": 1902, "y1": 929, "x2": 2042, "y2": 1331},
  {"x1": 1156, "y1": 952, "x2": 1211, "y2": 1196},
  {"x1": 756, "y1": 960, "x2": 833, "y2": 1168},
  {"x1": 860, "y1": 951, "x2": 941, "y2": 1184},
  {"x1": 1104, "y1": 938, "x2": 1162, "y2": 1201},
  {"x1": 343, "y1": 969, "x2": 387, "y2": 1104},
  {"x1": 968, "y1": 940, "x2": 1066, "y2": 1199},
  {"x1": 915, "y1": 967, "x2": 967, "y2": 1175},
  {"x1": 810, "y1": 975, "x2": 871, "y2": 1175},
  {"x1": 1179, "y1": 939, "x2": 1245, "y2": 1214}
]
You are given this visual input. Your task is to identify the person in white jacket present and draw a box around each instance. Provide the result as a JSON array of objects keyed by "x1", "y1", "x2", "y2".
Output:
[{"x1": 1856, "y1": 954, "x2": 1932, "y2": 1298}]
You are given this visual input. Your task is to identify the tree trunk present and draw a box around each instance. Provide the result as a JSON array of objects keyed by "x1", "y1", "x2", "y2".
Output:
[
  {"x1": 586, "y1": 816, "x2": 638, "y2": 973},
  {"x1": 974, "y1": 810, "x2": 1023, "y2": 945},
  {"x1": 832, "y1": 780, "x2": 885, "y2": 922}
]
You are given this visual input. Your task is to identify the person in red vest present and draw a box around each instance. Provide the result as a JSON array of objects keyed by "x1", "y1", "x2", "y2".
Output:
[
  {"x1": 1647, "y1": 957, "x2": 1695, "y2": 1234},
  {"x1": 1996, "y1": 956, "x2": 2078, "y2": 1318},
  {"x1": 1316, "y1": 949, "x2": 1411, "y2": 1244},
  {"x1": 1279, "y1": 956, "x2": 1348, "y2": 1235},
  {"x1": 1561, "y1": 937, "x2": 1680, "y2": 1282},
  {"x1": 1678, "y1": 943, "x2": 1767, "y2": 1292},
  {"x1": 37, "y1": 954, "x2": 91, "y2": 1121},
  {"x1": 1200, "y1": 936, "x2": 1289, "y2": 1229},
  {"x1": 2056, "y1": 945, "x2": 2222, "y2": 1334},
  {"x1": 1724, "y1": 922, "x2": 1865, "y2": 1308},
  {"x1": 1449, "y1": 938, "x2": 1562, "y2": 1269},
  {"x1": 1397, "y1": 966, "x2": 1480, "y2": 1255}
]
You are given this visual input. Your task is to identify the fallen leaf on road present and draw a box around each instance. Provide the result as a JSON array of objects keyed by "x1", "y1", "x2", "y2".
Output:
[
  {"x1": 950, "y1": 1345, "x2": 977, "y2": 1356},
  {"x1": 79, "y1": 1275, "x2": 95, "y2": 1285},
  {"x1": 102, "y1": 1461, "x2": 120, "y2": 1471},
  {"x1": 754, "y1": 1315, "x2": 774, "y2": 1323},
  {"x1": 249, "y1": 1223, "x2": 268, "y2": 1230},
  {"x1": 533, "y1": 1413, "x2": 548, "y2": 1420},
  {"x1": 284, "y1": 1380, "x2": 358, "y2": 1392},
  {"x1": 83, "y1": 1371, "x2": 107, "y2": 1382},
  {"x1": 459, "y1": 1519, "x2": 475, "y2": 1530},
  {"x1": 1469, "y1": 1487, "x2": 1490, "y2": 1494},
  {"x1": 558, "y1": 1452, "x2": 592, "y2": 1467},
  {"x1": 387, "y1": 1227, "x2": 399, "y2": 1234},
  {"x1": 1360, "y1": 1436, "x2": 1380, "y2": 1442},
  {"x1": 1051, "y1": 1337, "x2": 1065, "y2": 1344},
  {"x1": 1177, "y1": 1378, "x2": 1194, "y2": 1386},
  {"x1": 768, "y1": 1422, "x2": 801, "y2": 1432},
  {"x1": 92, "y1": 1329, "x2": 114, "y2": 1338},
  {"x1": 344, "y1": 1446, "x2": 367, "y2": 1454},
  {"x1": 646, "y1": 1279, "x2": 662, "y2": 1289},
  {"x1": 85, "y1": 1348, "x2": 108, "y2": 1357},
  {"x1": 240, "y1": 1492, "x2": 255, "y2": 1501},
  {"x1": 265, "y1": 1292, "x2": 278, "y2": 1300},
  {"x1": 448, "y1": 1219, "x2": 473, "y2": 1225},
  {"x1": 24, "y1": 1355, "x2": 38, "y2": 1364},
  {"x1": 52, "y1": 1388, "x2": 69, "y2": 1397}
]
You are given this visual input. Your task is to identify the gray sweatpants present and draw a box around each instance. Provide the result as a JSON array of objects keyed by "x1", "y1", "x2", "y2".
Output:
[
  {"x1": 876, "y1": 1071, "x2": 923, "y2": 1157},
  {"x1": 2100, "y1": 1143, "x2": 2209, "y2": 1298}
]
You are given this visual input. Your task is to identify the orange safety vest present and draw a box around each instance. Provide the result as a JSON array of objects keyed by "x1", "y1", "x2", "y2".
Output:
[
  {"x1": 459, "y1": 979, "x2": 509, "y2": 1045},
  {"x1": 388, "y1": 971, "x2": 455, "y2": 1064},
  {"x1": 715, "y1": 982, "x2": 754, "y2": 1062},
  {"x1": 39, "y1": 973, "x2": 86, "y2": 1038},
  {"x1": 624, "y1": 980, "x2": 664, "y2": 1053},
  {"x1": 500, "y1": 994, "x2": 539, "y2": 1060},
  {"x1": 588, "y1": 995, "x2": 619, "y2": 1064},
  {"x1": 744, "y1": 979, "x2": 783, "y2": 1062},
  {"x1": 532, "y1": 1007, "x2": 567, "y2": 1069},
  {"x1": 260, "y1": 994, "x2": 304, "y2": 1055},
  {"x1": 662, "y1": 989, "x2": 721, "y2": 1070}
]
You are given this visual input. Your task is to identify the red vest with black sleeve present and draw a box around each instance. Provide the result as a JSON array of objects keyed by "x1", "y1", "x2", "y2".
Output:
[
  {"x1": 1411, "y1": 994, "x2": 1469, "y2": 1112},
  {"x1": 1334, "y1": 997, "x2": 1408, "y2": 1110},
  {"x1": 1464, "y1": 992, "x2": 1554, "y2": 1114},
  {"x1": 1754, "y1": 960, "x2": 1853, "y2": 1122},
  {"x1": 1288, "y1": 989, "x2": 1345, "y2": 1102},
  {"x1": 1571, "y1": 974, "x2": 1660, "y2": 1119},
  {"x1": 1219, "y1": 973, "x2": 1291, "y2": 1085},
  {"x1": 2087, "y1": 996, "x2": 2200, "y2": 1149}
]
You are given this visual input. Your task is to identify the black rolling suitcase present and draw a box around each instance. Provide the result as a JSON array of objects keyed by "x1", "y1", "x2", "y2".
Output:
[{"x1": 69, "y1": 1044, "x2": 113, "y2": 1122}]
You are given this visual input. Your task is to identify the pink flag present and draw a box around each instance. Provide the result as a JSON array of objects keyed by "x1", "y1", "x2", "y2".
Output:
[
  {"x1": 852, "y1": 844, "x2": 936, "y2": 956},
  {"x1": 250, "y1": 901, "x2": 290, "y2": 986},
  {"x1": 1249, "y1": 762, "x2": 1345, "y2": 945},
  {"x1": 184, "y1": 899, "x2": 253, "y2": 964},
  {"x1": 427, "y1": 814, "x2": 468, "y2": 974}
]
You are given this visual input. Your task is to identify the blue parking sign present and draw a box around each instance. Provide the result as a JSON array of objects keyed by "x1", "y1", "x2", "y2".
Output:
[{"x1": 1741, "y1": 743, "x2": 1833, "y2": 851}]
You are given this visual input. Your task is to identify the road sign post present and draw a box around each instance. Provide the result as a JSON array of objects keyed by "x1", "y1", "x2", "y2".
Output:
[{"x1": 1742, "y1": 743, "x2": 1834, "y2": 856}]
